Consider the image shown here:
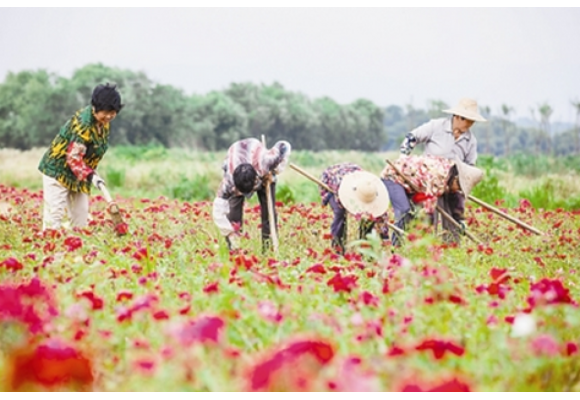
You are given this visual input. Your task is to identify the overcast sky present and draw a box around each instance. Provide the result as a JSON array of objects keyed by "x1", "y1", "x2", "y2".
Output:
[{"x1": 1, "y1": 7, "x2": 579, "y2": 123}]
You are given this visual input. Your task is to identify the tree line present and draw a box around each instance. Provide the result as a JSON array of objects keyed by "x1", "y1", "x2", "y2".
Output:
[{"x1": 1, "y1": 63, "x2": 579, "y2": 155}]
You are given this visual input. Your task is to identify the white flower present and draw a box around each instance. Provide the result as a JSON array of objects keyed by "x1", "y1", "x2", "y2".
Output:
[{"x1": 511, "y1": 313, "x2": 536, "y2": 337}]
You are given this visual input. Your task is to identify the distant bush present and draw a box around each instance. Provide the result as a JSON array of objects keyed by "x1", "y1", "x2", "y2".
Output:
[
  {"x1": 169, "y1": 174, "x2": 213, "y2": 201},
  {"x1": 276, "y1": 183, "x2": 295, "y2": 204},
  {"x1": 102, "y1": 166, "x2": 125, "y2": 188}
]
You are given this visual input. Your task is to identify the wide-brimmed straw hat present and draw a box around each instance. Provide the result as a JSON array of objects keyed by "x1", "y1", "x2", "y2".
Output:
[
  {"x1": 338, "y1": 171, "x2": 390, "y2": 218},
  {"x1": 455, "y1": 161, "x2": 484, "y2": 197},
  {"x1": 443, "y1": 98, "x2": 487, "y2": 122}
]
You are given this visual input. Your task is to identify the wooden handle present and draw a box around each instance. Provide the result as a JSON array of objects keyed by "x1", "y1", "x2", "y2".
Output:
[
  {"x1": 97, "y1": 181, "x2": 113, "y2": 203},
  {"x1": 262, "y1": 135, "x2": 279, "y2": 253},
  {"x1": 467, "y1": 195, "x2": 544, "y2": 235}
]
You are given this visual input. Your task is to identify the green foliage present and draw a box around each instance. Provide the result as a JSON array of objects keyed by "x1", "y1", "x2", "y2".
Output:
[
  {"x1": 275, "y1": 183, "x2": 295, "y2": 204},
  {"x1": 518, "y1": 179, "x2": 580, "y2": 210},
  {"x1": 102, "y1": 166, "x2": 126, "y2": 189},
  {"x1": 169, "y1": 174, "x2": 213, "y2": 201}
]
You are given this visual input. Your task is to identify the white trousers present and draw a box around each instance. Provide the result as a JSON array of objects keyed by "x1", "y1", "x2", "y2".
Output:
[{"x1": 42, "y1": 174, "x2": 89, "y2": 230}]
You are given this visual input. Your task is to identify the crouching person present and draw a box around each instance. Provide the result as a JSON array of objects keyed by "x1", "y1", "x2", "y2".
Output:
[
  {"x1": 212, "y1": 138, "x2": 291, "y2": 253},
  {"x1": 319, "y1": 163, "x2": 390, "y2": 254},
  {"x1": 381, "y1": 155, "x2": 483, "y2": 245}
]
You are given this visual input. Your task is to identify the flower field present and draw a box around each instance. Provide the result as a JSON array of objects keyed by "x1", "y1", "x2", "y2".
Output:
[{"x1": 1, "y1": 175, "x2": 580, "y2": 391}]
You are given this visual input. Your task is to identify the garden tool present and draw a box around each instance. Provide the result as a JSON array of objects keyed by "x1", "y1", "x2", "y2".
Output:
[
  {"x1": 94, "y1": 180, "x2": 127, "y2": 237},
  {"x1": 262, "y1": 135, "x2": 279, "y2": 254}
]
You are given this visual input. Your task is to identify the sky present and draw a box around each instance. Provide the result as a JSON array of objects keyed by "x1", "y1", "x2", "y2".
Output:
[{"x1": 1, "y1": 6, "x2": 579, "y2": 123}]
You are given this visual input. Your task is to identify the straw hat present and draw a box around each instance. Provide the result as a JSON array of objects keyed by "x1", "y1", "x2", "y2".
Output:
[
  {"x1": 338, "y1": 171, "x2": 390, "y2": 218},
  {"x1": 443, "y1": 98, "x2": 487, "y2": 122},
  {"x1": 455, "y1": 161, "x2": 484, "y2": 197}
]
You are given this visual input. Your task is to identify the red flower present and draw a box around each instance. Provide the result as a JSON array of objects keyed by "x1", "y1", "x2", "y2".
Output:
[
  {"x1": 115, "y1": 222, "x2": 129, "y2": 236},
  {"x1": 528, "y1": 278, "x2": 573, "y2": 308},
  {"x1": 132, "y1": 247, "x2": 148, "y2": 261},
  {"x1": 305, "y1": 263, "x2": 326, "y2": 274},
  {"x1": 565, "y1": 342, "x2": 579, "y2": 356},
  {"x1": 360, "y1": 291, "x2": 379, "y2": 307},
  {"x1": 152, "y1": 310, "x2": 170, "y2": 320},
  {"x1": 63, "y1": 236, "x2": 83, "y2": 252},
  {"x1": 415, "y1": 339, "x2": 465, "y2": 360},
  {"x1": 203, "y1": 282, "x2": 219, "y2": 293},
  {"x1": 387, "y1": 346, "x2": 406, "y2": 357},
  {"x1": 77, "y1": 290, "x2": 104, "y2": 311},
  {"x1": 248, "y1": 338, "x2": 335, "y2": 391},
  {"x1": 327, "y1": 273, "x2": 358, "y2": 293},
  {"x1": 0, "y1": 278, "x2": 58, "y2": 334},
  {"x1": 0, "y1": 257, "x2": 23, "y2": 272},
  {"x1": 7, "y1": 339, "x2": 93, "y2": 390}
]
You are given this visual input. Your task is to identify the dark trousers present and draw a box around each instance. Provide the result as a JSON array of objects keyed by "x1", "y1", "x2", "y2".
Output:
[
  {"x1": 434, "y1": 191, "x2": 465, "y2": 243},
  {"x1": 227, "y1": 183, "x2": 277, "y2": 251},
  {"x1": 384, "y1": 179, "x2": 414, "y2": 246}
]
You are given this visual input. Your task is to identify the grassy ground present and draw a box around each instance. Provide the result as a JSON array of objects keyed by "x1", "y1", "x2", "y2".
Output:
[{"x1": 1, "y1": 147, "x2": 579, "y2": 391}]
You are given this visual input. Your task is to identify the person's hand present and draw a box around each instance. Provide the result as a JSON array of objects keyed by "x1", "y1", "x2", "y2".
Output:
[
  {"x1": 458, "y1": 220, "x2": 466, "y2": 236},
  {"x1": 91, "y1": 173, "x2": 106, "y2": 189},
  {"x1": 262, "y1": 172, "x2": 274, "y2": 185}
]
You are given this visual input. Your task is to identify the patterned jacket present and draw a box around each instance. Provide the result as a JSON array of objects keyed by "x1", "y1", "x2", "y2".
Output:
[
  {"x1": 382, "y1": 155, "x2": 455, "y2": 213},
  {"x1": 38, "y1": 106, "x2": 109, "y2": 193},
  {"x1": 319, "y1": 162, "x2": 362, "y2": 207}
]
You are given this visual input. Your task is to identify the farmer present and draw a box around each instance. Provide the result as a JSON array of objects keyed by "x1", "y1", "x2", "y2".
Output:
[
  {"x1": 399, "y1": 98, "x2": 487, "y2": 233},
  {"x1": 382, "y1": 154, "x2": 484, "y2": 244},
  {"x1": 319, "y1": 163, "x2": 390, "y2": 254},
  {"x1": 212, "y1": 137, "x2": 291, "y2": 252},
  {"x1": 38, "y1": 83, "x2": 123, "y2": 230}
]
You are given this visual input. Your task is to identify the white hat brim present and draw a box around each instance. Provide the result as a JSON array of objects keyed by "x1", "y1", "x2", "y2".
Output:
[{"x1": 338, "y1": 171, "x2": 390, "y2": 218}]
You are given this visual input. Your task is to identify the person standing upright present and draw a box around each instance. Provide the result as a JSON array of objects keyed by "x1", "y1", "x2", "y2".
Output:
[{"x1": 38, "y1": 83, "x2": 123, "y2": 230}]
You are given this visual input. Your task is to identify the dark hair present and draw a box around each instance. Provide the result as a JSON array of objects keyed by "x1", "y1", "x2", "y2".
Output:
[
  {"x1": 91, "y1": 83, "x2": 123, "y2": 113},
  {"x1": 233, "y1": 163, "x2": 257, "y2": 195}
]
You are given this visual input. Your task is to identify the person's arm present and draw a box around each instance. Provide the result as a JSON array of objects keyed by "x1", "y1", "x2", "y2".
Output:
[
  {"x1": 263, "y1": 141, "x2": 292, "y2": 174},
  {"x1": 464, "y1": 137, "x2": 478, "y2": 166},
  {"x1": 213, "y1": 177, "x2": 235, "y2": 237},
  {"x1": 400, "y1": 120, "x2": 435, "y2": 155},
  {"x1": 66, "y1": 140, "x2": 94, "y2": 182}
]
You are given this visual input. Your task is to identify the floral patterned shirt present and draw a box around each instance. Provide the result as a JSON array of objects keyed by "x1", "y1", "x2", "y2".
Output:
[
  {"x1": 381, "y1": 155, "x2": 455, "y2": 213},
  {"x1": 38, "y1": 106, "x2": 109, "y2": 193},
  {"x1": 319, "y1": 162, "x2": 362, "y2": 207}
]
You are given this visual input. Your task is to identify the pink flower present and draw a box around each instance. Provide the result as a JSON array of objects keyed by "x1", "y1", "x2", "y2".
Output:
[
  {"x1": 173, "y1": 315, "x2": 225, "y2": 346},
  {"x1": 257, "y1": 301, "x2": 283, "y2": 323},
  {"x1": 531, "y1": 334, "x2": 560, "y2": 356}
]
